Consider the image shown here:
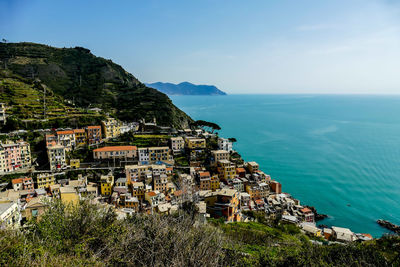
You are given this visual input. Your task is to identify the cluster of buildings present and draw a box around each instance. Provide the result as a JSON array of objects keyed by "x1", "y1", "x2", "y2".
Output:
[
  {"x1": 0, "y1": 125, "x2": 372, "y2": 243},
  {"x1": 45, "y1": 117, "x2": 139, "y2": 170},
  {"x1": 0, "y1": 174, "x2": 98, "y2": 228}
]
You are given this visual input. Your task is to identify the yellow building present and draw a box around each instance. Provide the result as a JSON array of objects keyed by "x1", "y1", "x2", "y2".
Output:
[
  {"x1": 100, "y1": 173, "x2": 114, "y2": 196},
  {"x1": 125, "y1": 165, "x2": 152, "y2": 184},
  {"x1": 69, "y1": 159, "x2": 80, "y2": 169},
  {"x1": 204, "y1": 189, "x2": 240, "y2": 222},
  {"x1": 217, "y1": 160, "x2": 236, "y2": 182},
  {"x1": 60, "y1": 187, "x2": 79, "y2": 205},
  {"x1": 101, "y1": 117, "x2": 121, "y2": 139},
  {"x1": 210, "y1": 175, "x2": 220, "y2": 191},
  {"x1": 73, "y1": 129, "x2": 87, "y2": 146},
  {"x1": 199, "y1": 171, "x2": 211, "y2": 190},
  {"x1": 131, "y1": 182, "x2": 145, "y2": 201},
  {"x1": 246, "y1": 183, "x2": 269, "y2": 200},
  {"x1": 36, "y1": 173, "x2": 55, "y2": 189},
  {"x1": 124, "y1": 195, "x2": 139, "y2": 211},
  {"x1": 153, "y1": 174, "x2": 168, "y2": 193},
  {"x1": 186, "y1": 138, "x2": 206, "y2": 149}
]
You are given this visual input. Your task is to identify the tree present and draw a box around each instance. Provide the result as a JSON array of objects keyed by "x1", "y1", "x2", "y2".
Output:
[
  {"x1": 228, "y1": 137, "x2": 237, "y2": 143},
  {"x1": 192, "y1": 120, "x2": 221, "y2": 133}
]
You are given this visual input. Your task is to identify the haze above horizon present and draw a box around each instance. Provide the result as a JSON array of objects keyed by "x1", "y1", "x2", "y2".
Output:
[{"x1": 1, "y1": 0, "x2": 400, "y2": 94}]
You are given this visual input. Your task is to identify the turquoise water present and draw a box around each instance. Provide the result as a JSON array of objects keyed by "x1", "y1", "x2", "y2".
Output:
[{"x1": 170, "y1": 94, "x2": 400, "y2": 237}]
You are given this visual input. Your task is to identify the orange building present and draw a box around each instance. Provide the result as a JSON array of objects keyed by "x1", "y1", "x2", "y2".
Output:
[
  {"x1": 270, "y1": 180, "x2": 282, "y2": 194},
  {"x1": 86, "y1": 126, "x2": 102, "y2": 145},
  {"x1": 199, "y1": 171, "x2": 211, "y2": 190}
]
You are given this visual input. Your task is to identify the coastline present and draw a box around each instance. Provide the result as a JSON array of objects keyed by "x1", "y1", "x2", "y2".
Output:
[{"x1": 170, "y1": 94, "x2": 400, "y2": 237}]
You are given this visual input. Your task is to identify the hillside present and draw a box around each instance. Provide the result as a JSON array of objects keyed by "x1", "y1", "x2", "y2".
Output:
[
  {"x1": 0, "y1": 69, "x2": 105, "y2": 130},
  {"x1": 1, "y1": 200, "x2": 399, "y2": 266},
  {"x1": 0, "y1": 42, "x2": 192, "y2": 129},
  {"x1": 146, "y1": 81, "x2": 227, "y2": 95}
]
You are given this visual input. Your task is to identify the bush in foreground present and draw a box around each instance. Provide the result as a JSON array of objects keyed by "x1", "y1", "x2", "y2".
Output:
[{"x1": 0, "y1": 200, "x2": 399, "y2": 266}]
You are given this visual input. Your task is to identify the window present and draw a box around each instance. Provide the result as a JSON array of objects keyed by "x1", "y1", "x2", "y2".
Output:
[{"x1": 32, "y1": 209, "x2": 38, "y2": 217}]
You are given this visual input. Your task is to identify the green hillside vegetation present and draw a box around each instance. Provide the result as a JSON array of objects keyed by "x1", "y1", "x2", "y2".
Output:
[
  {"x1": 107, "y1": 132, "x2": 171, "y2": 147},
  {"x1": 1, "y1": 200, "x2": 398, "y2": 266},
  {"x1": 0, "y1": 42, "x2": 192, "y2": 129},
  {"x1": 0, "y1": 70, "x2": 104, "y2": 130}
]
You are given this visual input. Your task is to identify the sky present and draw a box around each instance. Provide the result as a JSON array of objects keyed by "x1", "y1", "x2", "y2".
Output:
[{"x1": 1, "y1": 0, "x2": 400, "y2": 94}]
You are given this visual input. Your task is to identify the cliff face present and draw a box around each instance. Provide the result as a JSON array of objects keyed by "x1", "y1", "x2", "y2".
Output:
[{"x1": 0, "y1": 42, "x2": 192, "y2": 129}]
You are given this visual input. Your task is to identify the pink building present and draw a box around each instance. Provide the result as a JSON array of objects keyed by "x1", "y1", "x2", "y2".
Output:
[
  {"x1": 2, "y1": 142, "x2": 21, "y2": 172},
  {"x1": 0, "y1": 140, "x2": 32, "y2": 174}
]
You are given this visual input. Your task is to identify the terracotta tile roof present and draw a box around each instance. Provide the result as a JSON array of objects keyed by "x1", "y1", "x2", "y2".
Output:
[
  {"x1": 87, "y1": 126, "x2": 101, "y2": 129},
  {"x1": 301, "y1": 208, "x2": 312, "y2": 213},
  {"x1": 174, "y1": 190, "x2": 183, "y2": 197},
  {"x1": 57, "y1": 130, "x2": 74, "y2": 135},
  {"x1": 166, "y1": 167, "x2": 173, "y2": 171},
  {"x1": 12, "y1": 178, "x2": 23, "y2": 184},
  {"x1": 199, "y1": 171, "x2": 210, "y2": 177},
  {"x1": 45, "y1": 134, "x2": 55, "y2": 138},
  {"x1": 93, "y1": 146, "x2": 137, "y2": 152},
  {"x1": 73, "y1": 129, "x2": 85, "y2": 133},
  {"x1": 362, "y1": 233, "x2": 373, "y2": 239},
  {"x1": 236, "y1": 168, "x2": 246, "y2": 173},
  {"x1": 147, "y1": 191, "x2": 157, "y2": 197}
]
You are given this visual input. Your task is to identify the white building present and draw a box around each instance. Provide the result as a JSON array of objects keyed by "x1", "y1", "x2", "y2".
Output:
[
  {"x1": 332, "y1": 226, "x2": 357, "y2": 242},
  {"x1": 56, "y1": 130, "x2": 76, "y2": 151},
  {"x1": 138, "y1": 148, "x2": 150, "y2": 163},
  {"x1": 218, "y1": 138, "x2": 233, "y2": 152},
  {"x1": 0, "y1": 202, "x2": 20, "y2": 229},
  {"x1": 120, "y1": 122, "x2": 139, "y2": 134},
  {"x1": 47, "y1": 145, "x2": 66, "y2": 171},
  {"x1": 170, "y1": 137, "x2": 184, "y2": 154}
]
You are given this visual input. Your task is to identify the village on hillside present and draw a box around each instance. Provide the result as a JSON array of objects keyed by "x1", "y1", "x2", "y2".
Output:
[{"x1": 0, "y1": 110, "x2": 373, "y2": 244}]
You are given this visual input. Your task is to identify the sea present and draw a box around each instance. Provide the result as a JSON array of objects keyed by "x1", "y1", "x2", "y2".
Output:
[{"x1": 170, "y1": 94, "x2": 400, "y2": 237}]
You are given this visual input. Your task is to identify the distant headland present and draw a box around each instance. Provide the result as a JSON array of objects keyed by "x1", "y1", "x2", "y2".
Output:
[{"x1": 146, "y1": 81, "x2": 227, "y2": 95}]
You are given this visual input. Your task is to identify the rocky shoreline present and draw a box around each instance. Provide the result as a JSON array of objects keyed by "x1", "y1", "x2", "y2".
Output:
[
  {"x1": 305, "y1": 205, "x2": 328, "y2": 221},
  {"x1": 377, "y1": 220, "x2": 400, "y2": 234}
]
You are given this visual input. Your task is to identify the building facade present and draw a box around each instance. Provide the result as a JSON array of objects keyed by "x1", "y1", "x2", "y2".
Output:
[
  {"x1": 47, "y1": 145, "x2": 66, "y2": 171},
  {"x1": 73, "y1": 129, "x2": 87, "y2": 146},
  {"x1": 56, "y1": 130, "x2": 76, "y2": 151},
  {"x1": 37, "y1": 173, "x2": 56, "y2": 189},
  {"x1": 170, "y1": 137, "x2": 184, "y2": 154},
  {"x1": 218, "y1": 138, "x2": 233, "y2": 152},
  {"x1": 93, "y1": 146, "x2": 137, "y2": 160},
  {"x1": 138, "y1": 147, "x2": 173, "y2": 165},
  {"x1": 101, "y1": 117, "x2": 121, "y2": 139},
  {"x1": 0, "y1": 140, "x2": 31, "y2": 174},
  {"x1": 86, "y1": 126, "x2": 102, "y2": 145}
]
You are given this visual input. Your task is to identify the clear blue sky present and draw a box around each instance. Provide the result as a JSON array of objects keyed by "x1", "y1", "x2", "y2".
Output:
[{"x1": 1, "y1": 0, "x2": 400, "y2": 94}]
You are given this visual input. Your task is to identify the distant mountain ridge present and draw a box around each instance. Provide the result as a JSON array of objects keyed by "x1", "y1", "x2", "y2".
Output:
[{"x1": 146, "y1": 82, "x2": 227, "y2": 95}]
